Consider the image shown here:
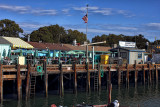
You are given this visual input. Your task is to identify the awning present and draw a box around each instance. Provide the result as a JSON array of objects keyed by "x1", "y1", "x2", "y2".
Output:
[{"x1": 3, "y1": 37, "x2": 34, "y2": 49}]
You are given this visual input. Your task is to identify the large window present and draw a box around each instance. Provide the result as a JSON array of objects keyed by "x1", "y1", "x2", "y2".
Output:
[
  {"x1": 120, "y1": 52, "x2": 127, "y2": 58},
  {"x1": 138, "y1": 52, "x2": 142, "y2": 59}
]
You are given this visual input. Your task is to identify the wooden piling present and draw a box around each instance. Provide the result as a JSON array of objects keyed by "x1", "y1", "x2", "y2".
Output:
[
  {"x1": 126, "y1": 64, "x2": 129, "y2": 87},
  {"x1": 108, "y1": 82, "x2": 112, "y2": 105},
  {"x1": 73, "y1": 63, "x2": 77, "y2": 94},
  {"x1": 59, "y1": 63, "x2": 64, "y2": 96},
  {"x1": 149, "y1": 64, "x2": 151, "y2": 84},
  {"x1": 134, "y1": 63, "x2": 138, "y2": 87},
  {"x1": 108, "y1": 67, "x2": 111, "y2": 83},
  {"x1": 26, "y1": 64, "x2": 31, "y2": 99},
  {"x1": 98, "y1": 63, "x2": 101, "y2": 91},
  {"x1": 44, "y1": 60, "x2": 48, "y2": 97},
  {"x1": 0, "y1": 63, "x2": 3, "y2": 102},
  {"x1": 17, "y1": 64, "x2": 22, "y2": 100},
  {"x1": 155, "y1": 65, "x2": 158, "y2": 83},
  {"x1": 143, "y1": 65, "x2": 145, "y2": 84},
  {"x1": 86, "y1": 62, "x2": 90, "y2": 92},
  {"x1": 118, "y1": 67, "x2": 121, "y2": 86}
]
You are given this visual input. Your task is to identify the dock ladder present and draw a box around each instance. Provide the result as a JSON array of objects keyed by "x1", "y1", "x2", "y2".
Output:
[
  {"x1": 29, "y1": 75, "x2": 36, "y2": 97},
  {"x1": 94, "y1": 70, "x2": 99, "y2": 91}
]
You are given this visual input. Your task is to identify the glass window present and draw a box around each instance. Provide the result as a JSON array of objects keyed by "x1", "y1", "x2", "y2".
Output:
[
  {"x1": 120, "y1": 52, "x2": 127, "y2": 58},
  {"x1": 138, "y1": 52, "x2": 142, "y2": 59}
]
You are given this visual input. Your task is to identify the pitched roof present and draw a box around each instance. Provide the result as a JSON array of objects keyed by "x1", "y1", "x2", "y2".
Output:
[
  {"x1": 64, "y1": 44, "x2": 111, "y2": 52},
  {"x1": 28, "y1": 42, "x2": 71, "y2": 51},
  {"x1": 0, "y1": 36, "x2": 12, "y2": 45},
  {"x1": 28, "y1": 42, "x2": 111, "y2": 52},
  {"x1": 3, "y1": 37, "x2": 33, "y2": 49}
]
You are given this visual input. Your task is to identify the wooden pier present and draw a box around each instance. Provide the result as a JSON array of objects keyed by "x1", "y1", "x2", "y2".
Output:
[{"x1": 0, "y1": 62, "x2": 160, "y2": 102}]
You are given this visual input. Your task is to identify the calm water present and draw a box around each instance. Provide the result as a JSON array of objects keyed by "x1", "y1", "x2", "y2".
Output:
[{"x1": 1, "y1": 83, "x2": 160, "y2": 107}]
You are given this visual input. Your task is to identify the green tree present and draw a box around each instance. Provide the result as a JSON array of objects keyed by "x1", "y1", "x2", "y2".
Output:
[{"x1": 0, "y1": 19, "x2": 23, "y2": 37}]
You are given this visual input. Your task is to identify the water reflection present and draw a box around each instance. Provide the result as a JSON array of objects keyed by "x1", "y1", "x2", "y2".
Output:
[{"x1": 1, "y1": 82, "x2": 160, "y2": 107}]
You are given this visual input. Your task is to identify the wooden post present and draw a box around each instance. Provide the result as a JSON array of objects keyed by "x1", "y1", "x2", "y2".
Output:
[
  {"x1": 26, "y1": 64, "x2": 31, "y2": 100},
  {"x1": 86, "y1": 62, "x2": 90, "y2": 92},
  {"x1": 108, "y1": 82, "x2": 112, "y2": 105},
  {"x1": 17, "y1": 64, "x2": 22, "y2": 100},
  {"x1": 149, "y1": 64, "x2": 151, "y2": 84},
  {"x1": 143, "y1": 65, "x2": 145, "y2": 84},
  {"x1": 126, "y1": 64, "x2": 129, "y2": 87},
  {"x1": 74, "y1": 63, "x2": 77, "y2": 94},
  {"x1": 0, "y1": 63, "x2": 3, "y2": 102},
  {"x1": 98, "y1": 63, "x2": 101, "y2": 91},
  {"x1": 59, "y1": 63, "x2": 64, "y2": 96},
  {"x1": 155, "y1": 65, "x2": 158, "y2": 83},
  {"x1": 44, "y1": 60, "x2": 48, "y2": 97},
  {"x1": 118, "y1": 66, "x2": 121, "y2": 86},
  {"x1": 134, "y1": 62, "x2": 138, "y2": 87}
]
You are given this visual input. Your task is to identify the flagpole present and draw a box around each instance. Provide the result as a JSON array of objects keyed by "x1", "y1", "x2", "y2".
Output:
[{"x1": 86, "y1": 4, "x2": 89, "y2": 63}]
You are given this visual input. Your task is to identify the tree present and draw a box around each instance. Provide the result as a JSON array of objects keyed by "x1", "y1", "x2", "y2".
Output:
[
  {"x1": 30, "y1": 24, "x2": 87, "y2": 44},
  {"x1": 0, "y1": 19, "x2": 23, "y2": 37}
]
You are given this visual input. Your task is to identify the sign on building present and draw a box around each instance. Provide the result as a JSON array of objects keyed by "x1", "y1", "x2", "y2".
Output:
[{"x1": 119, "y1": 41, "x2": 136, "y2": 48}]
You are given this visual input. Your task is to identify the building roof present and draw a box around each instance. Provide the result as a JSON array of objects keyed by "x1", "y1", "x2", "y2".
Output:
[
  {"x1": 64, "y1": 44, "x2": 111, "y2": 52},
  {"x1": 0, "y1": 36, "x2": 12, "y2": 45},
  {"x1": 3, "y1": 37, "x2": 33, "y2": 49},
  {"x1": 28, "y1": 42, "x2": 111, "y2": 52},
  {"x1": 28, "y1": 42, "x2": 71, "y2": 51},
  {"x1": 110, "y1": 47, "x2": 145, "y2": 52}
]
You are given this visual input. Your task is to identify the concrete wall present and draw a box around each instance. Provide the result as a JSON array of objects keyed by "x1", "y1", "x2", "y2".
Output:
[{"x1": 129, "y1": 51, "x2": 144, "y2": 64}]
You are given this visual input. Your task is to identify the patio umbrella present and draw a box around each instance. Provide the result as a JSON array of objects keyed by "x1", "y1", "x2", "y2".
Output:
[
  {"x1": 76, "y1": 51, "x2": 84, "y2": 54},
  {"x1": 66, "y1": 51, "x2": 76, "y2": 55}
]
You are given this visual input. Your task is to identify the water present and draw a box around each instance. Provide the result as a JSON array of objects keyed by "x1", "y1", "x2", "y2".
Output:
[{"x1": 1, "y1": 83, "x2": 160, "y2": 107}]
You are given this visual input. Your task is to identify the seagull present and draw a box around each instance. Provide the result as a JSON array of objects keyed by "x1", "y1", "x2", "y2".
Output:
[{"x1": 107, "y1": 100, "x2": 119, "y2": 107}]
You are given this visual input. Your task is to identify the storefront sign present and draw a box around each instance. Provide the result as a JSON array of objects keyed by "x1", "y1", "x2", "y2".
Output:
[{"x1": 119, "y1": 41, "x2": 136, "y2": 47}]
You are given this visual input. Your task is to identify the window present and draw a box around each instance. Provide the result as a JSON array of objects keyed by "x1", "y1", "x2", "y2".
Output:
[
  {"x1": 120, "y1": 52, "x2": 127, "y2": 58},
  {"x1": 138, "y1": 52, "x2": 142, "y2": 59}
]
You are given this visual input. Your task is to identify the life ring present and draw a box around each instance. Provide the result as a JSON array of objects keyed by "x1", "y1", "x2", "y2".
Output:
[{"x1": 37, "y1": 66, "x2": 42, "y2": 72}]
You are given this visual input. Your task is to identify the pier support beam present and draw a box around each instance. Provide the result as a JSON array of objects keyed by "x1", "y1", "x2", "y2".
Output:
[
  {"x1": 17, "y1": 64, "x2": 22, "y2": 100},
  {"x1": 134, "y1": 63, "x2": 138, "y2": 87},
  {"x1": 0, "y1": 63, "x2": 3, "y2": 103},
  {"x1": 149, "y1": 64, "x2": 151, "y2": 84},
  {"x1": 59, "y1": 63, "x2": 64, "y2": 96},
  {"x1": 44, "y1": 60, "x2": 48, "y2": 97},
  {"x1": 26, "y1": 64, "x2": 31, "y2": 100},
  {"x1": 73, "y1": 63, "x2": 77, "y2": 94},
  {"x1": 86, "y1": 62, "x2": 90, "y2": 92},
  {"x1": 118, "y1": 67, "x2": 121, "y2": 86},
  {"x1": 143, "y1": 65, "x2": 145, "y2": 84},
  {"x1": 126, "y1": 64, "x2": 129, "y2": 87},
  {"x1": 155, "y1": 65, "x2": 158, "y2": 83},
  {"x1": 98, "y1": 64, "x2": 101, "y2": 91}
]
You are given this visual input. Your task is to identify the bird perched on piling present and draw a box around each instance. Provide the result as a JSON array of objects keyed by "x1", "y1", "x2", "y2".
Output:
[{"x1": 107, "y1": 100, "x2": 119, "y2": 107}]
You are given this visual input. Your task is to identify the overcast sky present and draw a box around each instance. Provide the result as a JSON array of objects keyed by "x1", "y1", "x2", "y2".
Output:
[{"x1": 0, "y1": 0, "x2": 160, "y2": 42}]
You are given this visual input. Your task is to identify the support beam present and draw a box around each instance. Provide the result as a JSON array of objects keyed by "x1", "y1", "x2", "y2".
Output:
[
  {"x1": 86, "y1": 62, "x2": 90, "y2": 92},
  {"x1": 26, "y1": 64, "x2": 31, "y2": 100},
  {"x1": 17, "y1": 64, "x2": 22, "y2": 100},
  {"x1": 0, "y1": 63, "x2": 3, "y2": 102},
  {"x1": 143, "y1": 65, "x2": 145, "y2": 84},
  {"x1": 126, "y1": 64, "x2": 129, "y2": 87},
  {"x1": 44, "y1": 60, "x2": 48, "y2": 97},
  {"x1": 74, "y1": 63, "x2": 77, "y2": 94},
  {"x1": 118, "y1": 67, "x2": 121, "y2": 86},
  {"x1": 98, "y1": 64, "x2": 101, "y2": 91},
  {"x1": 149, "y1": 64, "x2": 151, "y2": 84},
  {"x1": 134, "y1": 63, "x2": 138, "y2": 87},
  {"x1": 59, "y1": 63, "x2": 64, "y2": 96},
  {"x1": 155, "y1": 65, "x2": 158, "y2": 83}
]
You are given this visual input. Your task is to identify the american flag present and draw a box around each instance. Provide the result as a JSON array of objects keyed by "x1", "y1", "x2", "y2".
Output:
[{"x1": 82, "y1": 14, "x2": 88, "y2": 23}]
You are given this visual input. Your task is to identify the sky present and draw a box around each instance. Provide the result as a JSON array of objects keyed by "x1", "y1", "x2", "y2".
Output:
[{"x1": 0, "y1": 0, "x2": 160, "y2": 42}]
